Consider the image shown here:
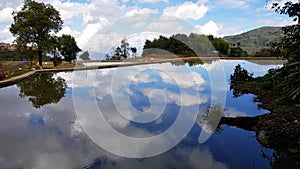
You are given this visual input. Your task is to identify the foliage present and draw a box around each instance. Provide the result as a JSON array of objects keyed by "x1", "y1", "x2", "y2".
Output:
[
  {"x1": 230, "y1": 64, "x2": 254, "y2": 97},
  {"x1": 142, "y1": 33, "x2": 229, "y2": 57},
  {"x1": 171, "y1": 58, "x2": 203, "y2": 67},
  {"x1": 252, "y1": 47, "x2": 281, "y2": 57},
  {"x1": 272, "y1": 1, "x2": 300, "y2": 23},
  {"x1": 229, "y1": 43, "x2": 248, "y2": 57},
  {"x1": 142, "y1": 35, "x2": 196, "y2": 57},
  {"x1": 10, "y1": 0, "x2": 63, "y2": 66},
  {"x1": 0, "y1": 48, "x2": 51, "y2": 62},
  {"x1": 208, "y1": 35, "x2": 230, "y2": 55},
  {"x1": 277, "y1": 25, "x2": 300, "y2": 61},
  {"x1": 271, "y1": 1, "x2": 300, "y2": 61},
  {"x1": 230, "y1": 64, "x2": 253, "y2": 82},
  {"x1": 0, "y1": 50, "x2": 21, "y2": 61},
  {"x1": 18, "y1": 73, "x2": 67, "y2": 108},
  {"x1": 4, "y1": 69, "x2": 30, "y2": 79},
  {"x1": 58, "y1": 34, "x2": 81, "y2": 62},
  {"x1": 257, "y1": 62, "x2": 300, "y2": 105},
  {"x1": 47, "y1": 36, "x2": 62, "y2": 66},
  {"x1": 107, "y1": 38, "x2": 137, "y2": 60},
  {"x1": 224, "y1": 27, "x2": 284, "y2": 55},
  {"x1": 252, "y1": 1, "x2": 300, "y2": 104},
  {"x1": 230, "y1": 1, "x2": 300, "y2": 107},
  {"x1": 79, "y1": 51, "x2": 91, "y2": 60}
]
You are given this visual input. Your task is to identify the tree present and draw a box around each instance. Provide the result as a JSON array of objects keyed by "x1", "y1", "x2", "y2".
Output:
[
  {"x1": 114, "y1": 47, "x2": 122, "y2": 60},
  {"x1": 107, "y1": 38, "x2": 137, "y2": 60},
  {"x1": 10, "y1": 0, "x2": 63, "y2": 66},
  {"x1": 48, "y1": 36, "x2": 62, "y2": 66},
  {"x1": 271, "y1": 1, "x2": 300, "y2": 61},
  {"x1": 120, "y1": 38, "x2": 130, "y2": 59},
  {"x1": 79, "y1": 51, "x2": 91, "y2": 60},
  {"x1": 272, "y1": 1, "x2": 300, "y2": 24},
  {"x1": 131, "y1": 47, "x2": 137, "y2": 59},
  {"x1": 209, "y1": 36, "x2": 230, "y2": 55},
  {"x1": 229, "y1": 43, "x2": 248, "y2": 57},
  {"x1": 58, "y1": 34, "x2": 81, "y2": 62},
  {"x1": 230, "y1": 64, "x2": 253, "y2": 98}
]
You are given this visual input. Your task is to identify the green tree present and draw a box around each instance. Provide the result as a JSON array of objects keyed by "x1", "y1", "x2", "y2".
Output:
[
  {"x1": 79, "y1": 51, "x2": 91, "y2": 60},
  {"x1": 107, "y1": 38, "x2": 137, "y2": 60},
  {"x1": 271, "y1": 1, "x2": 300, "y2": 61},
  {"x1": 120, "y1": 38, "x2": 130, "y2": 59},
  {"x1": 48, "y1": 36, "x2": 62, "y2": 66},
  {"x1": 58, "y1": 34, "x2": 81, "y2": 62},
  {"x1": 114, "y1": 47, "x2": 122, "y2": 60},
  {"x1": 209, "y1": 36, "x2": 230, "y2": 55},
  {"x1": 131, "y1": 47, "x2": 137, "y2": 59},
  {"x1": 10, "y1": 0, "x2": 63, "y2": 67},
  {"x1": 229, "y1": 43, "x2": 248, "y2": 57}
]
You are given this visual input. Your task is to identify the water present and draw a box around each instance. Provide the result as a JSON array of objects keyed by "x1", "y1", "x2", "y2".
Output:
[{"x1": 0, "y1": 60, "x2": 297, "y2": 169}]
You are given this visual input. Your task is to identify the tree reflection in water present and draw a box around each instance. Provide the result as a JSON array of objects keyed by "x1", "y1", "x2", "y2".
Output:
[{"x1": 18, "y1": 73, "x2": 67, "y2": 108}]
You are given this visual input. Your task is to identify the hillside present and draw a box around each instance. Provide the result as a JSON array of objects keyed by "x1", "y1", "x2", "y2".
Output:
[{"x1": 224, "y1": 26, "x2": 284, "y2": 55}]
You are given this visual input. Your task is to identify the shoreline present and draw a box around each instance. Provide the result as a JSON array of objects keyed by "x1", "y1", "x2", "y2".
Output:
[
  {"x1": 221, "y1": 80, "x2": 300, "y2": 154},
  {"x1": 0, "y1": 57, "x2": 285, "y2": 88}
]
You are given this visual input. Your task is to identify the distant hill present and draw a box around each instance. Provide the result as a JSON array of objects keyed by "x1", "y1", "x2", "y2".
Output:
[{"x1": 224, "y1": 26, "x2": 284, "y2": 55}]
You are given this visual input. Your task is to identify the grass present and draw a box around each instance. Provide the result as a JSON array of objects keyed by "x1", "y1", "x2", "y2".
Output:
[{"x1": 4, "y1": 68, "x2": 32, "y2": 79}]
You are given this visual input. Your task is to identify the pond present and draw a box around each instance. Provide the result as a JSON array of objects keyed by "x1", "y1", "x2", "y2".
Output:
[{"x1": 0, "y1": 59, "x2": 298, "y2": 169}]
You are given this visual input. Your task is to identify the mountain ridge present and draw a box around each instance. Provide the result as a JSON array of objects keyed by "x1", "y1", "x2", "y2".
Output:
[{"x1": 224, "y1": 26, "x2": 284, "y2": 55}]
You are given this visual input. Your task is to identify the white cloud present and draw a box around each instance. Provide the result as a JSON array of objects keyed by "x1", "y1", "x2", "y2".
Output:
[
  {"x1": 147, "y1": 21, "x2": 185, "y2": 32},
  {"x1": 50, "y1": 0, "x2": 87, "y2": 23},
  {"x1": 141, "y1": 88, "x2": 208, "y2": 107},
  {"x1": 124, "y1": 8, "x2": 157, "y2": 18},
  {"x1": 194, "y1": 20, "x2": 247, "y2": 37},
  {"x1": 57, "y1": 26, "x2": 81, "y2": 38},
  {"x1": 163, "y1": 1, "x2": 209, "y2": 20},
  {"x1": 132, "y1": 72, "x2": 157, "y2": 84},
  {"x1": 0, "y1": 0, "x2": 22, "y2": 8},
  {"x1": 0, "y1": 7, "x2": 14, "y2": 24},
  {"x1": 256, "y1": 19, "x2": 294, "y2": 26},
  {"x1": 158, "y1": 71, "x2": 205, "y2": 90},
  {"x1": 77, "y1": 21, "x2": 108, "y2": 50},
  {"x1": 195, "y1": 20, "x2": 223, "y2": 36},
  {"x1": 138, "y1": 0, "x2": 169, "y2": 3},
  {"x1": 0, "y1": 25, "x2": 14, "y2": 43},
  {"x1": 88, "y1": 0, "x2": 126, "y2": 18}
]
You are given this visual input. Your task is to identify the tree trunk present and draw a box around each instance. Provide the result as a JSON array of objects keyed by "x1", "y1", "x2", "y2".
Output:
[{"x1": 38, "y1": 49, "x2": 42, "y2": 67}]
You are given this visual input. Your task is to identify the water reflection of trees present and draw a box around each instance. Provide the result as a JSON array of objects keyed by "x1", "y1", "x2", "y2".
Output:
[
  {"x1": 171, "y1": 58, "x2": 204, "y2": 67},
  {"x1": 260, "y1": 150, "x2": 300, "y2": 169},
  {"x1": 18, "y1": 73, "x2": 67, "y2": 108},
  {"x1": 230, "y1": 64, "x2": 253, "y2": 98}
]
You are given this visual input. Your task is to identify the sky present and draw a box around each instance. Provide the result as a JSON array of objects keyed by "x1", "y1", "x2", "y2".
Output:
[{"x1": 0, "y1": 0, "x2": 297, "y2": 53}]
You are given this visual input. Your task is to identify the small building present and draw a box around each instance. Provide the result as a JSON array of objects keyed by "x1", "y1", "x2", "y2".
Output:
[{"x1": 0, "y1": 42, "x2": 17, "y2": 51}]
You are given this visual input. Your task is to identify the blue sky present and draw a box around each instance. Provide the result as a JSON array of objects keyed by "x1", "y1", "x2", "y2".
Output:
[{"x1": 0, "y1": 0, "x2": 297, "y2": 52}]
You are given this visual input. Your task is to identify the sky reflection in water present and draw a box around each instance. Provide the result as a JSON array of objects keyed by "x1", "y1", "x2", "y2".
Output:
[{"x1": 0, "y1": 60, "x2": 287, "y2": 169}]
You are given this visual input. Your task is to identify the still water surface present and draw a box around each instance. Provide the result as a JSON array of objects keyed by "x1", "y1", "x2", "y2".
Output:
[{"x1": 1, "y1": 60, "x2": 297, "y2": 169}]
